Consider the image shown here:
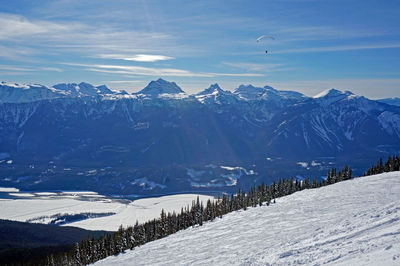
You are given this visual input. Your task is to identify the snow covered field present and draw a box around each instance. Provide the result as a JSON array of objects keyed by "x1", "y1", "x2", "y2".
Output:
[
  {"x1": 95, "y1": 172, "x2": 400, "y2": 265},
  {"x1": 0, "y1": 192, "x2": 213, "y2": 231}
]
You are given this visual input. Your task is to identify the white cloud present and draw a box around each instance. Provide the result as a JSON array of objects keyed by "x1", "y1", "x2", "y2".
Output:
[
  {"x1": 97, "y1": 54, "x2": 175, "y2": 62},
  {"x1": 64, "y1": 63, "x2": 264, "y2": 78}
]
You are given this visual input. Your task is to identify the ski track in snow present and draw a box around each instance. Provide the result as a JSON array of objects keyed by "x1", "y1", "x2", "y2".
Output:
[{"x1": 95, "y1": 172, "x2": 400, "y2": 266}]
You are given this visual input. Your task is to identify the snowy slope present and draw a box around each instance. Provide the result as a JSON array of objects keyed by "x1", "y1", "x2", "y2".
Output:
[
  {"x1": 68, "y1": 194, "x2": 213, "y2": 231},
  {"x1": 95, "y1": 172, "x2": 400, "y2": 265},
  {"x1": 0, "y1": 193, "x2": 213, "y2": 231}
]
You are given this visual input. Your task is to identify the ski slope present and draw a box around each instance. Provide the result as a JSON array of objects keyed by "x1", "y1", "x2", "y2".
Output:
[{"x1": 95, "y1": 172, "x2": 400, "y2": 265}]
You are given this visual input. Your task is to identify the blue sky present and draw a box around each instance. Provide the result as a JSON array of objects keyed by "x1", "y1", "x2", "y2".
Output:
[{"x1": 0, "y1": 0, "x2": 399, "y2": 98}]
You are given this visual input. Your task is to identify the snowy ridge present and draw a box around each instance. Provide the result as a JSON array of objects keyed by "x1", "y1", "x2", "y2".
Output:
[
  {"x1": 0, "y1": 81, "x2": 64, "y2": 103},
  {"x1": 52, "y1": 82, "x2": 115, "y2": 97},
  {"x1": 233, "y1": 84, "x2": 305, "y2": 103},
  {"x1": 313, "y1": 88, "x2": 355, "y2": 106},
  {"x1": 0, "y1": 81, "x2": 117, "y2": 103},
  {"x1": 378, "y1": 97, "x2": 400, "y2": 107},
  {"x1": 95, "y1": 171, "x2": 400, "y2": 265}
]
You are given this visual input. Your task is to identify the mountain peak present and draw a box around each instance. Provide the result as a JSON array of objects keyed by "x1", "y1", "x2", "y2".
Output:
[
  {"x1": 209, "y1": 83, "x2": 221, "y2": 90},
  {"x1": 139, "y1": 78, "x2": 184, "y2": 95},
  {"x1": 313, "y1": 88, "x2": 357, "y2": 106},
  {"x1": 96, "y1": 85, "x2": 114, "y2": 94},
  {"x1": 313, "y1": 89, "x2": 353, "y2": 99},
  {"x1": 52, "y1": 82, "x2": 78, "y2": 91},
  {"x1": 263, "y1": 85, "x2": 277, "y2": 92},
  {"x1": 78, "y1": 82, "x2": 93, "y2": 87},
  {"x1": 197, "y1": 83, "x2": 226, "y2": 95},
  {"x1": 234, "y1": 84, "x2": 267, "y2": 100}
]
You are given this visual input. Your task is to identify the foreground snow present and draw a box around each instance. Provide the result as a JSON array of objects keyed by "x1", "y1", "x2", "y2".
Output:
[
  {"x1": 0, "y1": 193, "x2": 213, "y2": 231},
  {"x1": 95, "y1": 172, "x2": 400, "y2": 265}
]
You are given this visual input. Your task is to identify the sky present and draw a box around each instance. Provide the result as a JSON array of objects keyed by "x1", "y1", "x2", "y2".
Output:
[{"x1": 0, "y1": 0, "x2": 399, "y2": 98}]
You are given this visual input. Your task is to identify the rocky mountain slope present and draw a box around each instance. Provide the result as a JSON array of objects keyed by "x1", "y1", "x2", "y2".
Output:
[{"x1": 0, "y1": 79, "x2": 399, "y2": 194}]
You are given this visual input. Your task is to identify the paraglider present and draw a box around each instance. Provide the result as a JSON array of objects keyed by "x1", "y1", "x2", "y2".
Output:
[
  {"x1": 256, "y1": 35, "x2": 274, "y2": 54},
  {"x1": 256, "y1": 36, "x2": 275, "y2": 42}
]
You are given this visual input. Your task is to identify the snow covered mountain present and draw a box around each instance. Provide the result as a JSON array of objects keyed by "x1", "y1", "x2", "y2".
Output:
[
  {"x1": 378, "y1": 97, "x2": 400, "y2": 107},
  {"x1": 94, "y1": 171, "x2": 400, "y2": 265},
  {"x1": 0, "y1": 78, "x2": 399, "y2": 194},
  {"x1": 234, "y1": 84, "x2": 306, "y2": 103},
  {"x1": 0, "y1": 81, "x2": 64, "y2": 103},
  {"x1": 313, "y1": 88, "x2": 355, "y2": 106},
  {"x1": 52, "y1": 82, "x2": 115, "y2": 97},
  {"x1": 137, "y1": 78, "x2": 184, "y2": 96},
  {"x1": 0, "y1": 81, "x2": 117, "y2": 103},
  {"x1": 195, "y1": 84, "x2": 239, "y2": 105}
]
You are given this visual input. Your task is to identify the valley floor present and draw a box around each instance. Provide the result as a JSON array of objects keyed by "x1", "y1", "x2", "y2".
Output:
[
  {"x1": 95, "y1": 172, "x2": 400, "y2": 265},
  {"x1": 0, "y1": 192, "x2": 213, "y2": 231}
]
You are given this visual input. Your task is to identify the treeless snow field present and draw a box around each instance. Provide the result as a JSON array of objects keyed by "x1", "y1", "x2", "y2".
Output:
[
  {"x1": 0, "y1": 193, "x2": 213, "y2": 231},
  {"x1": 70, "y1": 194, "x2": 214, "y2": 231},
  {"x1": 95, "y1": 172, "x2": 400, "y2": 265}
]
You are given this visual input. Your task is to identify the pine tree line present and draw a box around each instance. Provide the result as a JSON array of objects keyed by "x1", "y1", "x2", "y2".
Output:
[
  {"x1": 363, "y1": 155, "x2": 400, "y2": 176},
  {"x1": 22, "y1": 156, "x2": 398, "y2": 265}
]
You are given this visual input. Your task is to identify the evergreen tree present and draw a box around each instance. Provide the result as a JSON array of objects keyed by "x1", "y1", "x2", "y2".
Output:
[{"x1": 74, "y1": 242, "x2": 81, "y2": 266}]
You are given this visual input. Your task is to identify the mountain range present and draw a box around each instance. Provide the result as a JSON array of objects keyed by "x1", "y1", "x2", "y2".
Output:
[{"x1": 0, "y1": 79, "x2": 399, "y2": 195}]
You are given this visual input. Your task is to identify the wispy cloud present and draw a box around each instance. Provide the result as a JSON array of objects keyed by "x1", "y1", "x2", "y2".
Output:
[
  {"x1": 275, "y1": 43, "x2": 400, "y2": 54},
  {"x1": 222, "y1": 62, "x2": 288, "y2": 72},
  {"x1": 268, "y1": 78, "x2": 400, "y2": 99},
  {"x1": 103, "y1": 80, "x2": 147, "y2": 91},
  {"x1": 0, "y1": 12, "x2": 188, "y2": 59},
  {"x1": 106, "y1": 80, "x2": 144, "y2": 84},
  {"x1": 0, "y1": 71, "x2": 35, "y2": 76},
  {"x1": 64, "y1": 63, "x2": 264, "y2": 78},
  {"x1": 96, "y1": 54, "x2": 175, "y2": 62},
  {"x1": 0, "y1": 64, "x2": 63, "y2": 73},
  {"x1": 208, "y1": 73, "x2": 264, "y2": 77},
  {"x1": 273, "y1": 25, "x2": 389, "y2": 41},
  {"x1": 39, "y1": 67, "x2": 63, "y2": 72},
  {"x1": 0, "y1": 64, "x2": 33, "y2": 72},
  {"x1": 0, "y1": 44, "x2": 36, "y2": 60},
  {"x1": 0, "y1": 13, "x2": 80, "y2": 41}
]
